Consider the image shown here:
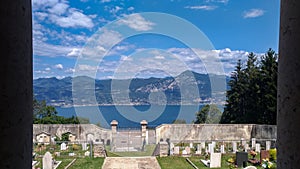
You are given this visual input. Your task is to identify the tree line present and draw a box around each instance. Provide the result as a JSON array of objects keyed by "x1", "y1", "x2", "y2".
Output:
[{"x1": 194, "y1": 49, "x2": 277, "y2": 125}]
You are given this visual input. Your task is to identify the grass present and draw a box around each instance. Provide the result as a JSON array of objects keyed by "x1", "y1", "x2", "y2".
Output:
[{"x1": 68, "y1": 157, "x2": 105, "y2": 169}]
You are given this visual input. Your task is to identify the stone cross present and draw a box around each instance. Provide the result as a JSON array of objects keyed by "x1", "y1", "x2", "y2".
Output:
[{"x1": 42, "y1": 152, "x2": 52, "y2": 169}]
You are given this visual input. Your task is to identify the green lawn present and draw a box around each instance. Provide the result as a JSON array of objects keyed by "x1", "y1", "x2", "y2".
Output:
[{"x1": 69, "y1": 157, "x2": 105, "y2": 169}]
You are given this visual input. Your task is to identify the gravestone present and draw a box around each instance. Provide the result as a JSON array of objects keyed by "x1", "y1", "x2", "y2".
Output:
[
  {"x1": 182, "y1": 150, "x2": 187, "y2": 155},
  {"x1": 220, "y1": 145, "x2": 225, "y2": 154},
  {"x1": 54, "y1": 152, "x2": 60, "y2": 157},
  {"x1": 93, "y1": 143, "x2": 106, "y2": 157},
  {"x1": 212, "y1": 141, "x2": 216, "y2": 149},
  {"x1": 265, "y1": 141, "x2": 271, "y2": 151},
  {"x1": 84, "y1": 151, "x2": 90, "y2": 157},
  {"x1": 170, "y1": 143, "x2": 175, "y2": 150},
  {"x1": 195, "y1": 144, "x2": 202, "y2": 155},
  {"x1": 255, "y1": 143, "x2": 261, "y2": 153},
  {"x1": 260, "y1": 150, "x2": 270, "y2": 163},
  {"x1": 241, "y1": 138, "x2": 246, "y2": 146},
  {"x1": 174, "y1": 146, "x2": 180, "y2": 155},
  {"x1": 159, "y1": 141, "x2": 169, "y2": 157},
  {"x1": 236, "y1": 151, "x2": 248, "y2": 168},
  {"x1": 201, "y1": 141, "x2": 206, "y2": 149},
  {"x1": 82, "y1": 143, "x2": 87, "y2": 151},
  {"x1": 251, "y1": 138, "x2": 256, "y2": 149},
  {"x1": 189, "y1": 142, "x2": 193, "y2": 148},
  {"x1": 232, "y1": 142, "x2": 237, "y2": 153},
  {"x1": 208, "y1": 144, "x2": 214, "y2": 154},
  {"x1": 185, "y1": 146, "x2": 191, "y2": 154},
  {"x1": 244, "y1": 144, "x2": 249, "y2": 152},
  {"x1": 210, "y1": 153, "x2": 222, "y2": 168},
  {"x1": 43, "y1": 152, "x2": 52, "y2": 169},
  {"x1": 60, "y1": 142, "x2": 67, "y2": 151}
]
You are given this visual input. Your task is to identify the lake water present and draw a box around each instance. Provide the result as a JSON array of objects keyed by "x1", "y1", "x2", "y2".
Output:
[{"x1": 56, "y1": 105, "x2": 207, "y2": 129}]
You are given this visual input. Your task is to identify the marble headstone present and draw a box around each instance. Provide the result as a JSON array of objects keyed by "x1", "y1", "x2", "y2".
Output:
[{"x1": 43, "y1": 152, "x2": 52, "y2": 169}]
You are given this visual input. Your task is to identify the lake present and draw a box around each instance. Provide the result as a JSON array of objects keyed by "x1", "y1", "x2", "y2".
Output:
[{"x1": 56, "y1": 105, "x2": 209, "y2": 128}]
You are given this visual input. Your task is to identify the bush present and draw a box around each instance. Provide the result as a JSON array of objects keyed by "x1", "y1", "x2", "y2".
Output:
[
  {"x1": 269, "y1": 148, "x2": 277, "y2": 161},
  {"x1": 72, "y1": 144, "x2": 80, "y2": 151}
]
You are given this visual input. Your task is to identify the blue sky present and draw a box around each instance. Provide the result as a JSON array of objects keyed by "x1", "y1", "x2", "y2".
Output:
[{"x1": 32, "y1": 0, "x2": 280, "y2": 79}]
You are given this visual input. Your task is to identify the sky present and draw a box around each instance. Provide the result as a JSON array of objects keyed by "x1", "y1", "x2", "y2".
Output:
[{"x1": 32, "y1": 0, "x2": 280, "y2": 79}]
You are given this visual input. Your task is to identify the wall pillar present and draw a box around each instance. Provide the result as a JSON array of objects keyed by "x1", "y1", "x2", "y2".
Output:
[
  {"x1": 140, "y1": 120, "x2": 148, "y2": 148},
  {"x1": 110, "y1": 120, "x2": 118, "y2": 152},
  {"x1": 277, "y1": 1, "x2": 300, "y2": 168},
  {"x1": 0, "y1": 0, "x2": 33, "y2": 168}
]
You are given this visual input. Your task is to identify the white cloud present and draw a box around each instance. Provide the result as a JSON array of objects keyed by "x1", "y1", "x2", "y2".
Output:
[
  {"x1": 49, "y1": 9, "x2": 94, "y2": 28},
  {"x1": 205, "y1": 0, "x2": 229, "y2": 4},
  {"x1": 109, "y1": 6, "x2": 123, "y2": 15},
  {"x1": 48, "y1": 2, "x2": 69, "y2": 15},
  {"x1": 185, "y1": 5, "x2": 218, "y2": 11},
  {"x1": 117, "y1": 14, "x2": 155, "y2": 31},
  {"x1": 45, "y1": 67, "x2": 51, "y2": 71},
  {"x1": 67, "y1": 48, "x2": 81, "y2": 57},
  {"x1": 77, "y1": 64, "x2": 98, "y2": 71},
  {"x1": 65, "y1": 68, "x2": 75, "y2": 73},
  {"x1": 100, "y1": 0, "x2": 111, "y2": 3},
  {"x1": 127, "y1": 7, "x2": 134, "y2": 11},
  {"x1": 243, "y1": 9, "x2": 265, "y2": 18},
  {"x1": 54, "y1": 64, "x2": 64, "y2": 70}
]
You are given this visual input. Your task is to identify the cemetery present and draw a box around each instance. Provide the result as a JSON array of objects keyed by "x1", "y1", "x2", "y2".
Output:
[{"x1": 32, "y1": 122, "x2": 277, "y2": 168}]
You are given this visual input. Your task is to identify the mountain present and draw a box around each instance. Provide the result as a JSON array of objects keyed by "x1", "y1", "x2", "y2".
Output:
[{"x1": 33, "y1": 71, "x2": 228, "y2": 106}]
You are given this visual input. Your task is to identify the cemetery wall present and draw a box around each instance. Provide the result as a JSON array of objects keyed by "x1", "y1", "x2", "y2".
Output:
[
  {"x1": 33, "y1": 124, "x2": 112, "y2": 144},
  {"x1": 155, "y1": 124, "x2": 276, "y2": 143}
]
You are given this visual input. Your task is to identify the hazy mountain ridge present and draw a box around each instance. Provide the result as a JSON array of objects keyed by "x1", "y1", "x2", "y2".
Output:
[{"x1": 33, "y1": 71, "x2": 228, "y2": 106}]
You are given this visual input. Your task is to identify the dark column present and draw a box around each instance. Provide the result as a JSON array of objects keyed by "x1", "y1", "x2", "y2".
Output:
[
  {"x1": 277, "y1": 1, "x2": 300, "y2": 168},
  {"x1": 0, "y1": 0, "x2": 33, "y2": 168}
]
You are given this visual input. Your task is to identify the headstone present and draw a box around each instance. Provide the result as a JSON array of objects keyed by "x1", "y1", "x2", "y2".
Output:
[
  {"x1": 197, "y1": 144, "x2": 201, "y2": 151},
  {"x1": 210, "y1": 153, "x2": 221, "y2": 168},
  {"x1": 42, "y1": 152, "x2": 52, "y2": 169},
  {"x1": 170, "y1": 143, "x2": 175, "y2": 150},
  {"x1": 220, "y1": 145, "x2": 225, "y2": 154},
  {"x1": 260, "y1": 150, "x2": 270, "y2": 163},
  {"x1": 189, "y1": 142, "x2": 193, "y2": 148},
  {"x1": 208, "y1": 144, "x2": 214, "y2": 154},
  {"x1": 251, "y1": 138, "x2": 256, "y2": 149},
  {"x1": 211, "y1": 141, "x2": 216, "y2": 149},
  {"x1": 159, "y1": 141, "x2": 169, "y2": 157},
  {"x1": 82, "y1": 143, "x2": 87, "y2": 151},
  {"x1": 185, "y1": 146, "x2": 191, "y2": 154},
  {"x1": 60, "y1": 142, "x2": 67, "y2": 151},
  {"x1": 68, "y1": 152, "x2": 75, "y2": 156},
  {"x1": 174, "y1": 146, "x2": 180, "y2": 155},
  {"x1": 244, "y1": 144, "x2": 249, "y2": 152},
  {"x1": 182, "y1": 150, "x2": 187, "y2": 155},
  {"x1": 265, "y1": 141, "x2": 271, "y2": 151},
  {"x1": 54, "y1": 152, "x2": 60, "y2": 157},
  {"x1": 236, "y1": 151, "x2": 248, "y2": 168},
  {"x1": 201, "y1": 141, "x2": 206, "y2": 149},
  {"x1": 84, "y1": 151, "x2": 90, "y2": 156},
  {"x1": 232, "y1": 142, "x2": 237, "y2": 153},
  {"x1": 241, "y1": 138, "x2": 246, "y2": 146},
  {"x1": 255, "y1": 143, "x2": 261, "y2": 153},
  {"x1": 93, "y1": 143, "x2": 106, "y2": 157}
]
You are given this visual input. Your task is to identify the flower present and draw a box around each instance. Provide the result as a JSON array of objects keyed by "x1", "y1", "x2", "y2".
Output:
[{"x1": 262, "y1": 158, "x2": 274, "y2": 169}]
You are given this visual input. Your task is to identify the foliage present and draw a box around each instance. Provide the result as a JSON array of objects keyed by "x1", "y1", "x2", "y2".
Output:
[
  {"x1": 269, "y1": 148, "x2": 277, "y2": 161},
  {"x1": 33, "y1": 98, "x2": 90, "y2": 124},
  {"x1": 172, "y1": 119, "x2": 187, "y2": 124},
  {"x1": 220, "y1": 49, "x2": 278, "y2": 124},
  {"x1": 262, "y1": 158, "x2": 276, "y2": 169},
  {"x1": 194, "y1": 104, "x2": 222, "y2": 124}
]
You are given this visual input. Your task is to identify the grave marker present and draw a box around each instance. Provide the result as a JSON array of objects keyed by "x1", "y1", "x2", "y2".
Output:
[
  {"x1": 232, "y1": 142, "x2": 237, "y2": 153},
  {"x1": 210, "y1": 153, "x2": 221, "y2": 168},
  {"x1": 255, "y1": 143, "x2": 261, "y2": 153},
  {"x1": 236, "y1": 151, "x2": 248, "y2": 168},
  {"x1": 60, "y1": 142, "x2": 67, "y2": 151},
  {"x1": 251, "y1": 138, "x2": 256, "y2": 149},
  {"x1": 265, "y1": 141, "x2": 271, "y2": 151},
  {"x1": 43, "y1": 152, "x2": 52, "y2": 169}
]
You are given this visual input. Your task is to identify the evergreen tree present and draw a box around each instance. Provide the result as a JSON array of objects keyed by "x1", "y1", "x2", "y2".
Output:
[{"x1": 195, "y1": 104, "x2": 222, "y2": 124}]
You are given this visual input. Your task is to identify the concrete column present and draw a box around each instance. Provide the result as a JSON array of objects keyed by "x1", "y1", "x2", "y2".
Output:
[
  {"x1": 277, "y1": 1, "x2": 300, "y2": 168},
  {"x1": 110, "y1": 120, "x2": 118, "y2": 151},
  {"x1": 0, "y1": 0, "x2": 33, "y2": 168},
  {"x1": 140, "y1": 120, "x2": 148, "y2": 146}
]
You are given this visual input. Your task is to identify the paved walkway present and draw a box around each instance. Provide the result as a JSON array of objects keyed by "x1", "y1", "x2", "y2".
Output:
[{"x1": 102, "y1": 157, "x2": 161, "y2": 169}]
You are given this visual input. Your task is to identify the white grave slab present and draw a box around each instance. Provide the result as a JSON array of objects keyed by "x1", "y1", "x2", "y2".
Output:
[
  {"x1": 190, "y1": 142, "x2": 193, "y2": 148},
  {"x1": 232, "y1": 142, "x2": 237, "y2": 153},
  {"x1": 60, "y1": 142, "x2": 67, "y2": 151},
  {"x1": 201, "y1": 142, "x2": 206, "y2": 149},
  {"x1": 43, "y1": 152, "x2": 52, "y2": 169},
  {"x1": 174, "y1": 146, "x2": 180, "y2": 155},
  {"x1": 210, "y1": 153, "x2": 222, "y2": 168},
  {"x1": 220, "y1": 145, "x2": 225, "y2": 154},
  {"x1": 255, "y1": 143, "x2": 261, "y2": 153},
  {"x1": 208, "y1": 144, "x2": 214, "y2": 154},
  {"x1": 251, "y1": 138, "x2": 256, "y2": 149},
  {"x1": 266, "y1": 141, "x2": 271, "y2": 151}
]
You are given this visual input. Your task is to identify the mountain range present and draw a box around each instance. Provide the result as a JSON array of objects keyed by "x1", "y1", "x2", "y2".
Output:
[{"x1": 33, "y1": 71, "x2": 228, "y2": 106}]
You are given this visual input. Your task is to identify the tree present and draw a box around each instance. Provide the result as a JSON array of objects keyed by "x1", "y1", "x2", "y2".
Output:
[
  {"x1": 194, "y1": 104, "x2": 222, "y2": 124},
  {"x1": 220, "y1": 49, "x2": 278, "y2": 124},
  {"x1": 172, "y1": 119, "x2": 187, "y2": 124}
]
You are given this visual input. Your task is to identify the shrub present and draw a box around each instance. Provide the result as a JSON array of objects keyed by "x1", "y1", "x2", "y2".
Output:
[
  {"x1": 269, "y1": 148, "x2": 277, "y2": 161},
  {"x1": 72, "y1": 144, "x2": 80, "y2": 151}
]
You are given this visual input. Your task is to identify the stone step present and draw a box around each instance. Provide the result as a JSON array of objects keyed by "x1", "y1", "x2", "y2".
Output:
[{"x1": 102, "y1": 157, "x2": 161, "y2": 169}]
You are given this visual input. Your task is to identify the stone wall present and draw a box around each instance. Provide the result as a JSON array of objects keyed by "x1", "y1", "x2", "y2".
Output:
[
  {"x1": 33, "y1": 124, "x2": 112, "y2": 144},
  {"x1": 155, "y1": 124, "x2": 277, "y2": 143}
]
